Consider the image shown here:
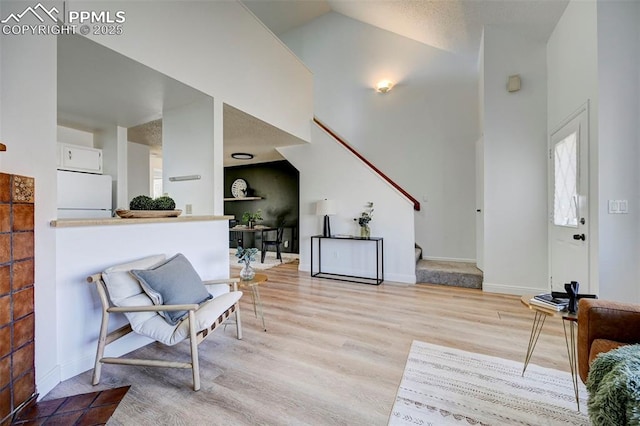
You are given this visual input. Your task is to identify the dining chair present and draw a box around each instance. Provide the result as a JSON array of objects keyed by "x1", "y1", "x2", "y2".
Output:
[{"x1": 261, "y1": 226, "x2": 284, "y2": 263}]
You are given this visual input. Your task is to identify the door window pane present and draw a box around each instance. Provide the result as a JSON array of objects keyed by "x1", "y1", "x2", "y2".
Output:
[{"x1": 554, "y1": 132, "x2": 578, "y2": 227}]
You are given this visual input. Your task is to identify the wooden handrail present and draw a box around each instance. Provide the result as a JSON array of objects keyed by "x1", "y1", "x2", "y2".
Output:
[
  {"x1": 0, "y1": 143, "x2": 6, "y2": 151},
  {"x1": 313, "y1": 117, "x2": 421, "y2": 211}
]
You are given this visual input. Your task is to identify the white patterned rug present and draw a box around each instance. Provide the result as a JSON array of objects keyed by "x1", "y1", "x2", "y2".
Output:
[
  {"x1": 229, "y1": 249, "x2": 298, "y2": 270},
  {"x1": 389, "y1": 341, "x2": 589, "y2": 426}
]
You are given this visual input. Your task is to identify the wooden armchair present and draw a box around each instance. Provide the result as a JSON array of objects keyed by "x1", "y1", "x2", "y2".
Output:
[
  {"x1": 87, "y1": 254, "x2": 243, "y2": 391},
  {"x1": 577, "y1": 298, "x2": 640, "y2": 383}
]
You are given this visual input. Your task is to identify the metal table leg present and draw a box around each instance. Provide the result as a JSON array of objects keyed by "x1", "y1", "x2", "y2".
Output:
[
  {"x1": 563, "y1": 318, "x2": 580, "y2": 411},
  {"x1": 251, "y1": 285, "x2": 266, "y2": 332},
  {"x1": 523, "y1": 311, "x2": 546, "y2": 376}
]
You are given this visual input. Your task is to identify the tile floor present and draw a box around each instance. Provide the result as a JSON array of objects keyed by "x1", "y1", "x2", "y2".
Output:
[{"x1": 11, "y1": 386, "x2": 129, "y2": 425}]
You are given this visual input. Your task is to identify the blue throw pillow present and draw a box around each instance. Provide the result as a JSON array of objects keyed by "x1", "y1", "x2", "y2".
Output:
[{"x1": 131, "y1": 253, "x2": 212, "y2": 325}]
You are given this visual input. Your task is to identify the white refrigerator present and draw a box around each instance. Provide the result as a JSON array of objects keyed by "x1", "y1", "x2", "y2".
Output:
[{"x1": 57, "y1": 170, "x2": 113, "y2": 218}]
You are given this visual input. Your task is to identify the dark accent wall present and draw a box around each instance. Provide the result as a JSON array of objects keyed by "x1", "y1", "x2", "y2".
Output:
[{"x1": 224, "y1": 160, "x2": 299, "y2": 253}]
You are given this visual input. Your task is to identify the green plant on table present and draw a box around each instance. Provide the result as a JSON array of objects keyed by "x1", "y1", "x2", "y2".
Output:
[
  {"x1": 241, "y1": 209, "x2": 263, "y2": 225},
  {"x1": 236, "y1": 246, "x2": 258, "y2": 266},
  {"x1": 354, "y1": 202, "x2": 374, "y2": 226}
]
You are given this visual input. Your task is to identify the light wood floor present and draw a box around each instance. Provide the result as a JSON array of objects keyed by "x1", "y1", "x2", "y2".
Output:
[{"x1": 45, "y1": 261, "x2": 572, "y2": 425}]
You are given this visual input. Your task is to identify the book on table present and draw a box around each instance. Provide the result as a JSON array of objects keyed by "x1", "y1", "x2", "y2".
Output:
[{"x1": 529, "y1": 293, "x2": 569, "y2": 311}]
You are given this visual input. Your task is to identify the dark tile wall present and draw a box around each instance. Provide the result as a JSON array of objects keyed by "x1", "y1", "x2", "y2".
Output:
[{"x1": 0, "y1": 173, "x2": 35, "y2": 424}]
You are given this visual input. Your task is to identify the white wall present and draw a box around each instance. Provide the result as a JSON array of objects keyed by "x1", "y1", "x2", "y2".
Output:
[
  {"x1": 280, "y1": 124, "x2": 416, "y2": 284},
  {"x1": 163, "y1": 98, "x2": 215, "y2": 215},
  {"x1": 1, "y1": 0, "x2": 313, "y2": 398},
  {"x1": 127, "y1": 142, "x2": 151, "y2": 199},
  {"x1": 596, "y1": 0, "x2": 640, "y2": 302},
  {"x1": 281, "y1": 12, "x2": 478, "y2": 263},
  {"x1": 547, "y1": 0, "x2": 600, "y2": 294},
  {"x1": 55, "y1": 220, "x2": 230, "y2": 380},
  {"x1": 481, "y1": 27, "x2": 548, "y2": 294},
  {"x1": 57, "y1": 126, "x2": 93, "y2": 147},
  {"x1": 71, "y1": 0, "x2": 313, "y2": 145},
  {"x1": 0, "y1": 11, "x2": 60, "y2": 395}
]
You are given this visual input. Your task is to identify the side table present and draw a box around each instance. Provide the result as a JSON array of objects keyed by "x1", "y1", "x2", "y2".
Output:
[
  {"x1": 520, "y1": 295, "x2": 580, "y2": 411},
  {"x1": 235, "y1": 273, "x2": 268, "y2": 332}
]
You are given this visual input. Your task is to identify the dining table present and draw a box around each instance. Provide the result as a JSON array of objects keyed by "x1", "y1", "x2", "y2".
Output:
[{"x1": 229, "y1": 225, "x2": 275, "y2": 256}]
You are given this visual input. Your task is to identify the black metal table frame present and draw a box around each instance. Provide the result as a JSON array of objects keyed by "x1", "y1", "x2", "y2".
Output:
[{"x1": 310, "y1": 235, "x2": 383, "y2": 285}]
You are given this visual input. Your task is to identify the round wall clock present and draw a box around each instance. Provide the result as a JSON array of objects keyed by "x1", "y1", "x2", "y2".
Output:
[{"x1": 231, "y1": 178, "x2": 248, "y2": 198}]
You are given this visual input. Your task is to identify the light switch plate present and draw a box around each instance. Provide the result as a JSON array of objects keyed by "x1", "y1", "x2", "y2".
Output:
[
  {"x1": 608, "y1": 199, "x2": 629, "y2": 214},
  {"x1": 619, "y1": 200, "x2": 628, "y2": 214}
]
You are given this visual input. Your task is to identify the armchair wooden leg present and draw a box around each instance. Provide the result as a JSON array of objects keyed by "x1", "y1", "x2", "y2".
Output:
[
  {"x1": 188, "y1": 310, "x2": 200, "y2": 391},
  {"x1": 93, "y1": 308, "x2": 110, "y2": 385}
]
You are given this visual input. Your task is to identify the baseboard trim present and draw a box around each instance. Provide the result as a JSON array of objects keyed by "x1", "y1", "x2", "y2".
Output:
[
  {"x1": 384, "y1": 273, "x2": 416, "y2": 284},
  {"x1": 36, "y1": 365, "x2": 61, "y2": 400},
  {"x1": 58, "y1": 334, "x2": 153, "y2": 382},
  {"x1": 482, "y1": 281, "x2": 548, "y2": 295},
  {"x1": 298, "y1": 263, "x2": 310, "y2": 272},
  {"x1": 422, "y1": 256, "x2": 476, "y2": 264}
]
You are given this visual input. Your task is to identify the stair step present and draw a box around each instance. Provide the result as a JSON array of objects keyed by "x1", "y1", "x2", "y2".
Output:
[
  {"x1": 414, "y1": 247, "x2": 422, "y2": 264},
  {"x1": 416, "y1": 259, "x2": 483, "y2": 289}
]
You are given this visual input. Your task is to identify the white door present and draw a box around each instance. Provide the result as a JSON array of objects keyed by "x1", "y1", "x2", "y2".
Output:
[
  {"x1": 549, "y1": 105, "x2": 590, "y2": 293},
  {"x1": 476, "y1": 136, "x2": 484, "y2": 271}
]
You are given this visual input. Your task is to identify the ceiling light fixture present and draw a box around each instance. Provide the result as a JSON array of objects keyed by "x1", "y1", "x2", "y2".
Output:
[
  {"x1": 231, "y1": 152, "x2": 254, "y2": 160},
  {"x1": 376, "y1": 80, "x2": 394, "y2": 93}
]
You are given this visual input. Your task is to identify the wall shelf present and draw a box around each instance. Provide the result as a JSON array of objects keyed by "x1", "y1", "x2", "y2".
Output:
[{"x1": 224, "y1": 197, "x2": 262, "y2": 201}]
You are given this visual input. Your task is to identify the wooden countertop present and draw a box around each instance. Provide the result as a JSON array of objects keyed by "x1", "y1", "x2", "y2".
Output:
[{"x1": 50, "y1": 215, "x2": 233, "y2": 228}]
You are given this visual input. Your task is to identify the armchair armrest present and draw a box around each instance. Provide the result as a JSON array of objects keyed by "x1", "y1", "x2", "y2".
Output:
[
  {"x1": 203, "y1": 277, "x2": 240, "y2": 292},
  {"x1": 107, "y1": 303, "x2": 199, "y2": 313},
  {"x1": 203, "y1": 278, "x2": 240, "y2": 285},
  {"x1": 578, "y1": 298, "x2": 640, "y2": 382}
]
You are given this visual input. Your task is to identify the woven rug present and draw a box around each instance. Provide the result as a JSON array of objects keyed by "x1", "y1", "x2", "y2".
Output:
[
  {"x1": 229, "y1": 249, "x2": 298, "y2": 270},
  {"x1": 389, "y1": 341, "x2": 589, "y2": 426}
]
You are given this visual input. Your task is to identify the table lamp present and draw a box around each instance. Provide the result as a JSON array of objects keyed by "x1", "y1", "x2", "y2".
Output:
[{"x1": 316, "y1": 199, "x2": 336, "y2": 237}]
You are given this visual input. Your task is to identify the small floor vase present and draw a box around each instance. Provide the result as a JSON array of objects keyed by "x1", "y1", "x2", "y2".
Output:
[{"x1": 240, "y1": 263, "x2": 255, "y2": 280}]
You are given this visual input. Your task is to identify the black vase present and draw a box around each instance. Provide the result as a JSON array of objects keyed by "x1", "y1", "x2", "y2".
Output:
[{"x1": 565, "y1": 281, "x2": 579, "y2": 313}]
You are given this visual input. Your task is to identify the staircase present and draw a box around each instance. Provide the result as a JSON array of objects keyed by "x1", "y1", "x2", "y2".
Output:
[{"x1": 415, "y1": 245, "x2": 483, "y2": 289}]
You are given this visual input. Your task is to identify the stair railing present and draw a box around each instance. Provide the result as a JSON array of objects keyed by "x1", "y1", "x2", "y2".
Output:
[{"x1": 313, "y1": 117, "x2": 420, "y2": 211}]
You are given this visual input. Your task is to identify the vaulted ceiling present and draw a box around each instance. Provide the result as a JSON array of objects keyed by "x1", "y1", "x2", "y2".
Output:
[
  {"x1": 59, "y1": 2, "x2": 571, "y2": 168},
  {"x1": 243, "y1": 0, "x2": 569, "y2": 60}
]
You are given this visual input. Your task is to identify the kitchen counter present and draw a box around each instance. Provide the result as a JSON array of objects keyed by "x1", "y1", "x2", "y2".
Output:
[
  {"x1": 54, "y1": 212, "x2": 233, "y2": 382},
  {"x1": 50, "y1": 215, "x2": 233, "y2": 228}
]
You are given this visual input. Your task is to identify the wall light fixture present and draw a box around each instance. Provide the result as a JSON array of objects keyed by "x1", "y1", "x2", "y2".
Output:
[{"x1": 376, "y1": 80, "x2": 394, "y2": 93}]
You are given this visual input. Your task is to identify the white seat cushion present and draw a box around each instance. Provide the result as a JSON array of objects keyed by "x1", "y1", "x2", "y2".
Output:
[
  {"x1": 102, "y1": 254, "x2": 167, "y2": 305},
  {"x1": 135, "y1": 290, "x2": 242, "y2": 346}
]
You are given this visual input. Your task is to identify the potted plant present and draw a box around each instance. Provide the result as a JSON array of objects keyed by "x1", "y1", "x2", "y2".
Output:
[
  {"x1": 235, "y1": 246, "x2": 258, "y2": 280},
  {"x1": 354, "y1": 202, "x2": 374, "y2": 238},
  {"x1": 241, "y1": 209, "x2": 263, "y2": 228}
]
